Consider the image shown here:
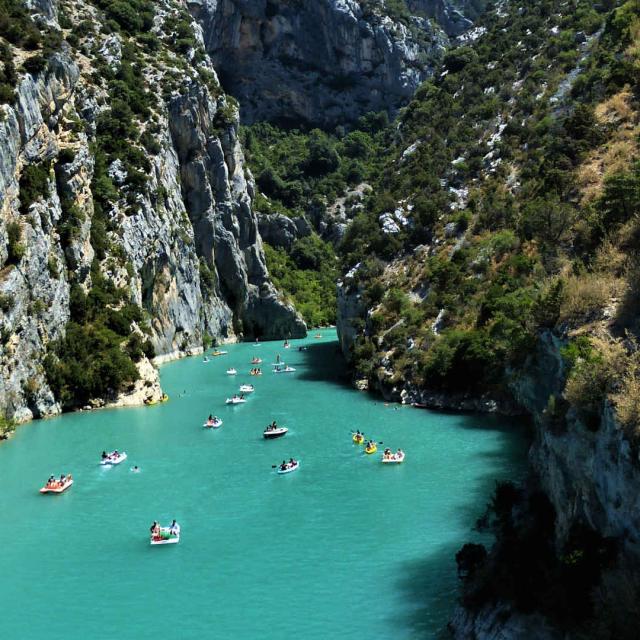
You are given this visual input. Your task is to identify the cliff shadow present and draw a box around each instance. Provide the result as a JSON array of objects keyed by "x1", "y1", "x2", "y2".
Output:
[
  {"x1": 389, "y1": 543, "x2": 464, "y2": 639},
  {"x1": 295, "y1": 340, "x2": 352, "y2": 388}
]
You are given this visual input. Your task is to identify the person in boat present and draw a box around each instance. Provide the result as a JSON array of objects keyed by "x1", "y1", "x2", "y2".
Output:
[
  {"x1": 280, "y1": 460, "x2": 287, "y2": 470},
  {"x1": 48, "y1": 475, "x2": 55, "y2": 486},
  {"x1": 289, "y1": 458, "x2": 295, "y2": 466},
  {"x1": 169, "y1": 520, "x2": 179, "y2": 535},
  {"x1": 101, "y1": 451, "x2": 108, "y2": 460},
  {"x1": 132, "y1": 465, "x2": 140, "y2": 473},
  {"x1": 384, "y1": 448, "x2": 391, "y2": 456},
  {"x1": 150, "y1": 521, "x2": 159, "y2": 536},
  {"x1": 208, "y1": 414, "x2": 213, "y2": 421},
  {"x1": 396, "y1": 448, "x2": 404, "y2": 457},
  {"x1": 276, "y1": 354, "x2": 281, "y2": 363}
]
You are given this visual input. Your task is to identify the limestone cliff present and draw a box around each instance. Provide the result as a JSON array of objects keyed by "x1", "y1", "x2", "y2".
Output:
[
  {"x1": 188, "y1": 0, "x2": 456, "y2": 126},
  {"x1": 0, "y1": 0, "x2": 304, "y2": 421}
]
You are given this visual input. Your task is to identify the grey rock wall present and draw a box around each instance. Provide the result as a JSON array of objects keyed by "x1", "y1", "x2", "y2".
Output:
[
  {"x1": 0, "y1": 0, "x2": 304, "y2": 421},
  {"x1": 189, "y1": 0, "x2": 450, "y2": 126}
]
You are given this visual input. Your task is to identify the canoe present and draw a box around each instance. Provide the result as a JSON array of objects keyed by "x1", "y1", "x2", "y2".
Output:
[
  {"x1": 150, "y1": 527, "x2": 180, "y2": 545},
  {"x1": 277, "y1": 461, "x2": 299, "y2": 474},
  {"x1": 100, "y1": 451, "x2": 127, "y2": 466},
  {"x1": 352, "y1": 434, "x2": 364, "y2": 444},
  {"x1": 382, "y1": 452, "x2": 405, "y2": 464},
  {"x1": 264, "y1": 427, "x2": 288, "y2": 439},
  {"x1": 239, "y1": 385, "x2": 254, "y2": 393},
  {"x1": 203, "y1": 419, "x2": 223, "y2": 428},
  {"x1": 364, "y1": 444, "x2": 377, "y2": 455},
  {"x1": 226, "y1": 397, "x2": 246, "y2": 404},
  {"x1": 40, "y1": 478, "x2": 73, "y2": 494}
]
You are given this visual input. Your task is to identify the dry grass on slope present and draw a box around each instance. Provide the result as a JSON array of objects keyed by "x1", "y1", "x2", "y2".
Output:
[{"x1": 576, "y1": 88, "x2": 640, "y2": 205}]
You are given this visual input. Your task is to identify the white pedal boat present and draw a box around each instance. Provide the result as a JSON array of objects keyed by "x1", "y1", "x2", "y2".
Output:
[
  {"x1": 277, "y1": 460, "x2": 299, "y2": 474},
  {"x1": 239, "y1": 384, "x2": 254, "y2": 393},
  {"x1": 226, "y1": 368, "x2": 237, "y2": 375},
  {"x1": 381, "y1": 452, "x2": 405, "y2": 464},
  {"x1": 203, "y1": 418, "x2": 223, "y2": 428},
  {"x1": 150, "y1": 527, "x2": 180, "y2": 545},
  {"x1": 101, "y1": 451, "x2": 128, "y2": 466},
  {"x1": 226, "y1": 397, "x2": 246, "y2": 405},
  {"x1": 264, "y1": 427, "x2": 288, "y2": 439}
]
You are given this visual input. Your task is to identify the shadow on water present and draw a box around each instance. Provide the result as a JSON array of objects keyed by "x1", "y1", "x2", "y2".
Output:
[
  {"x1": 392, "y1": 419, "x2": 532, "y2": 638},
  {"x1": 296, "y1": 340, "x2": 352, "y2": 388},
  {"x1": 392, "y1": 543, "x2": 465, "y2": 639}
]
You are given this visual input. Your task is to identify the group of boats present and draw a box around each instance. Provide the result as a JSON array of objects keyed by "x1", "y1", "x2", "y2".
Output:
[{"x1": 352, "y1": 431, "x2": 405, "y2": 463}]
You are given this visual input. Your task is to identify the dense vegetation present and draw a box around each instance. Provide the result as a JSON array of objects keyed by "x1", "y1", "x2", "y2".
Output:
[
  {"x1": 241, "y1": 115, "x2": 388, "y2": 218},
  {"x1": 340, "y1": 0, "x2": 638, "y2": 414},
  {"x1": 241, "y1": 115, "x2": 389, "y2": 327},
  {"x1": 264, "y1": 237, "x2": 338, "y2": 327}
]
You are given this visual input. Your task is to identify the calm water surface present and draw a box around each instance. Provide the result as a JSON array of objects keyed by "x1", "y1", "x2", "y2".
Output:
[{"x1": 0, "y1": 329, "x2": 527, "y2": 639}]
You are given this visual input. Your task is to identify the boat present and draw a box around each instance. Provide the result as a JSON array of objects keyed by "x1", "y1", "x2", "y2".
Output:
[
  {"x1": 412, "y1": 402, "x2": 429, "y2": 409},
  {"x1": 100, "y1": 451, "x2": 128, "y2": 466},
  {"x1": 364, "y1": 443, "x2": 377, "y2": 455},
  {"x1": 226, "y1": 396, "x2": 246, "y2": 404},
  {"x1": 239, "y1": 384, "x2": 254, "y2": 393},
  {"x1": 352, "y1": 433, "x2": 365, "y2": 445},
  {"x1": 314, "y1": 333, "x2": 322, "y2": 339},
  {"x1": 203, "y1": 356, "x2": 209, "y2": 363},
  {"x1": 382, "y1": 451, "x2": 405, "y2": 464},
  {"x1": 203, "y1": 418, "x2": 223, "y2": 428},
  {"x1": 250, "y1": 370, "x2": 262, "y2": 376},
  {"x1": 273, "y1": 366, "x2": 296, "y2": 373},
  {"x1": 226, "y1": 368, "x2": 237, "y2": 375},
  {"x1": 264, "y1": 426, "x2": 288, "y2": 439},
  {"x1": 277, "y1": 460, "x2": 299, "y2": 474},
  {"x1": 251, "y1": 358, "x2": 262, "y2": 364},
  {"x1": 150, "y1": 525, "x2": 180, "y2": 546},
  {"x1": 212, "y1": 350, "x2": 228, "y2": 356},
  {"x1": 40, "y1": 475, "x2": 73, "y2": 494}
]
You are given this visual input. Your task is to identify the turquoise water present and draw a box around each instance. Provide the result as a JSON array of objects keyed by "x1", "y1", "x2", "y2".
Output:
[{"x1": 0, "y1": 329, "x2": 527, "y2": 639}]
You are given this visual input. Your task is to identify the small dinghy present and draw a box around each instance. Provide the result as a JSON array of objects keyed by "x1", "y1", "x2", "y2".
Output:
[
  {"x1": 273, "y1": 366, "x2": 296, "y2": 374},
  {"x1": 239, "y1": 384, "x2": 254, "y2": 393},
  {"x1": 40, "y1": 475, "x2": 73, "y2": 494},
  {"x1": 226, "y1": 368, "x2": 237, "y2": 375},
  {"x1": 364, "y1": 443, "x2": 377, "y2": 455},
  {"x1": 150, "y1": 524, "x2": 180, "y2": 546},
  {"x1": 277, "y1": 460, "x2": 299, "y2": 474},
  {"x1": 100, "y1": 451, "x2": 127, "y2": 466},
  {"x1": 381, "y1": 451, "x2": 405, "y2": 464},
  {"x1": 264, "y1": 426, "x2": 288, "y2": 439},
  {"x1": 226, "y1": 396, "x2": 246, "y2": 405},
  {"x1": 212, "y1": 350, "x2": 228, "y2": 356},
  {"x1": 203, "y1": 418, "x2": 223, "y2": 428}
]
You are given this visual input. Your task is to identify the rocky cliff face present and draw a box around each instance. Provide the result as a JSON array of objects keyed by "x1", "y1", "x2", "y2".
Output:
[
  {"x1": 188, "y1": 0, "x2": 454, "y2": 126},
  {"x1": 0, "y1": 0, "x2": 304, "y2": 422}
]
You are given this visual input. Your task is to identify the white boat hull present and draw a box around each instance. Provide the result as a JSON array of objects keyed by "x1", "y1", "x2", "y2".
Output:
[
  {"x1": 101, "y1": 452, "x2": 128, "y2": 466},
  {"x1": 277, "y1": 461, "x2": 299, "y2": 474},
  {"x1": 203, "y1": 420, "x2": 223, "y2": 428}
]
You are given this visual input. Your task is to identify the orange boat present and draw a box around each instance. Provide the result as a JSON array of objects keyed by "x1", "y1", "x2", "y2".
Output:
[{"x1": 40, "y1": 475, "x2": 73, "y2": 494}]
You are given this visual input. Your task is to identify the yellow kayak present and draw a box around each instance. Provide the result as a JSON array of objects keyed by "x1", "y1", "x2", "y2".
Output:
[
  {"x1": 353, "y1": 434, "x2": 364, "y2": 445},
  {"x1": 364, "y1": 444, "x2": 377, "y2": 455}
]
